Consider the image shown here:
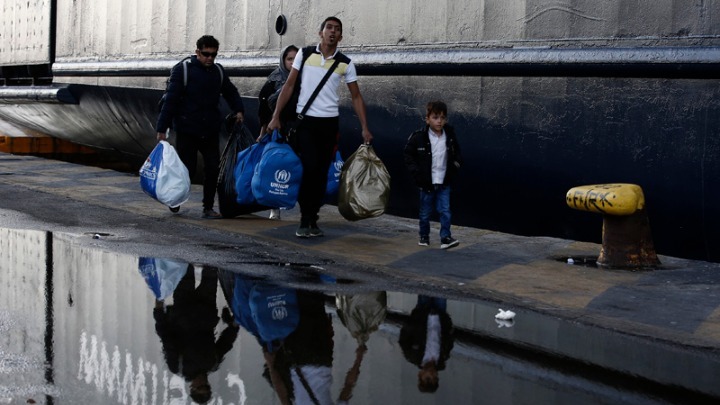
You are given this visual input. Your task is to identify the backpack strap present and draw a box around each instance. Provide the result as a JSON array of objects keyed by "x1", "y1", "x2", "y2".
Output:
[
  {"x1": 215, "y1": 63, "x2": 225, "y2": 86},
  {"x1": 182, "y1": 59, "x2": 190, "y2": 86},
  {"x1": 297, "y1": 58, "x2": 341, "y2": 120},
  {"x1": 180, "y1": 58, "x2": 223, "y2": 88},
  {"x1": 300, "y1": 46, "x2": 314, "y2": 70}
]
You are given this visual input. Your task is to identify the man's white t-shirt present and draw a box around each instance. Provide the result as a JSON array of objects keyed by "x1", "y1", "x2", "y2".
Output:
[{"x1": 293, "y1": 45, "x2": 358, "y2": 118}]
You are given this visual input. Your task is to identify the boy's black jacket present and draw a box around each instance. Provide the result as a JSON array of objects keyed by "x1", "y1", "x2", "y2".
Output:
[{"x1": 403, "y1": 124, "x2": 462, "y2": 191}]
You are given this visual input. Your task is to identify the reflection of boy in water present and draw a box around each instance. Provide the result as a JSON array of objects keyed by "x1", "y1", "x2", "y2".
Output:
[
  {"x1": 153, "y1": 265, "x2": 239, "y2": 404},
  {"x1": 398, "y1": 295, "x2": 454, "y2": 393}
]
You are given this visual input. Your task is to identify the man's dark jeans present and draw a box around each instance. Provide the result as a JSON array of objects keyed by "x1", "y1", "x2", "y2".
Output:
[{"x1": 292, "y1": 116, "x2": 338, "y2": 222}]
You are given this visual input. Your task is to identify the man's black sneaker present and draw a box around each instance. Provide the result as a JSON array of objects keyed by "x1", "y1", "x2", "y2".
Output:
[
  {"x1": 296, "y1": 218, "x2": 311, "y2": 238},
  {"x1": 169, "y1": 206, "x2": 180, "y2": 213},
  {"x1": 309, "y1": 222, "x2": 324, "y2": 237},
  {"x1": 418, "y1": 236, "x2": 430, "y2": 246},
  {"x1": 440, "y1": 237, "x2": 459, "y2": 250},
  {"x1": 202, "y1": 209, "x2": 222, "y2": 219}
]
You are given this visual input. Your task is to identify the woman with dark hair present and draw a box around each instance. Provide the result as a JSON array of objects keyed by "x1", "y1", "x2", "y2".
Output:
[{"x1": 258, "y1": 45, "x2": 299, "y2": 220}]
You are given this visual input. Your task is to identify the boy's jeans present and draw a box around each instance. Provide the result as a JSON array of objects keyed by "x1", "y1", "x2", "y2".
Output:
[{"x1": 418, "y1": 185, "x2": 452, "y2": 240}]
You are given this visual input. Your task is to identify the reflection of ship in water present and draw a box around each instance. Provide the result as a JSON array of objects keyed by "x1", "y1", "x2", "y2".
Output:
[
  {"x1": 2, "y1": 2, "x2": 720, "y2": 261},
  {"x1": 3, "y1": 228, "x2": 719, "y2": 403}
]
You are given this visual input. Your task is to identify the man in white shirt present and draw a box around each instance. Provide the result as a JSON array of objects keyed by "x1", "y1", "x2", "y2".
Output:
[{"x1": 268, "y1": 17, "x2": 374, "y2": 238}]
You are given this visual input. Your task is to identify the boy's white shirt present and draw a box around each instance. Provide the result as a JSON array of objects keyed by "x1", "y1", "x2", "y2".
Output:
[
  {"x1": 428, "y1": 128, "x2": 447, "y2": 185},
  {"x1": 422, "y1": 314, "x2": 442, "y2": 365}
]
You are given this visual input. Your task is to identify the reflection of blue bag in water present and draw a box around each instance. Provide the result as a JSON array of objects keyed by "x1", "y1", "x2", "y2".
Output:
[
  {"x1": 250, "y1": 283, "x2": 299, "y2": 351},
  {"x1": 230, "y1": 276, "x2": 260, "y2": 337},
  {"x1": 137, "y1": 257, "x2": 188, "y2": 300},
  {"x1": 232, "y1": 277, "x2": 299, "y2": 352}
]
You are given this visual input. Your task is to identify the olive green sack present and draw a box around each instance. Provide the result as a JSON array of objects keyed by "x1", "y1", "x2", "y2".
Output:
[{"x1": 338, "y1": 144, "x2": 391, "y2": 221}]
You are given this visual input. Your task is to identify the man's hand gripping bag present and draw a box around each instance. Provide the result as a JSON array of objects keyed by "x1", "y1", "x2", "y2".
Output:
[{"x1": 338, "y1": 144, "x2": 391, "y2": 221}]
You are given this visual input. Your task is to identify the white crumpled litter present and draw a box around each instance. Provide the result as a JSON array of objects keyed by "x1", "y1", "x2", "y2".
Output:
[{"x1": 495, "y1": 308, "x2": 516, "y2": 321}]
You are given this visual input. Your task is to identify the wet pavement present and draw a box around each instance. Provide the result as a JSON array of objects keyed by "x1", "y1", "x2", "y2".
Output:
[{"x1": 1, "y1": 152, "x2": 720, "y2": 404}]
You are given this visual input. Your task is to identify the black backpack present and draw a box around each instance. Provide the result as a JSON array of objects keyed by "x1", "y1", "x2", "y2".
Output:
[
  {"x1": 157, "y1": 57, "x2": 225, "y2": 112},
  {"x1": 281, "y1": 46, "x2": 315, "y2": 123}
]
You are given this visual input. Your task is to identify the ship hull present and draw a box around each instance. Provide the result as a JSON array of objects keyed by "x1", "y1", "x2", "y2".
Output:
[{"x1": 2, "y1": 0, "x2": 720, "y2": 261}]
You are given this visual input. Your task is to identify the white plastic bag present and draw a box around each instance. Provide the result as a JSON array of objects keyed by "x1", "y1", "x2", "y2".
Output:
[{"x1": 139, "y1": 141, "x2": 191, "y2": 209}]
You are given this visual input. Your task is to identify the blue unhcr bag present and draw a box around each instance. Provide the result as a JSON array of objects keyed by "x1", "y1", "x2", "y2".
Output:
[
  {"x1": 230, "y1": 275, "x2": 261, "y2": 338},
  {"x1": 251, "y1": 130, "x2": 303, "y2": 208},
  {"x1": 234, "y1": 135, "x2": 269, "y2": 206},
  {"x1": 324, "y1": 150, "x2": 344, "y2": 201},
  {"x1": 218, "y1": 122, "x2": 262, "y2": 217}
]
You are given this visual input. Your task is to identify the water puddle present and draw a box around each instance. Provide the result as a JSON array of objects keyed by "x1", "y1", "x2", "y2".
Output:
[{"x1": 0, "y1": 227, "x2": 715, "y2": 404}]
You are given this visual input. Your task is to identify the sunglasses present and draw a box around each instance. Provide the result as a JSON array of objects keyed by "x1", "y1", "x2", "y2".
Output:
[{"x1": 199, "y1": 51, "x2": 218, "y2": 58}]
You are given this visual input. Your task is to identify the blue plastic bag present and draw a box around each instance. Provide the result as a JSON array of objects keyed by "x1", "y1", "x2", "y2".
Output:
[
  {"x1": 137, "y1": 257, "x2": 189, "y2": 300},
  {"x1": 251, "y1": 130, "x2": 303, "y2": 208},
  {"x1": 139, "y1": 141, "x2": 191, "y2": 209},
  {"x1": 234, "y1": 135, "x2": 269, "y2": 206},
  {"x1": 230, "y1": 275, "x2": 262, "y2": 338}
]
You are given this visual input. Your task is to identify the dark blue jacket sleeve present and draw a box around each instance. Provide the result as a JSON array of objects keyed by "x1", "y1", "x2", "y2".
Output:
[{"x1": 220, "y1": 69, "x2": 244, "y2": 114}]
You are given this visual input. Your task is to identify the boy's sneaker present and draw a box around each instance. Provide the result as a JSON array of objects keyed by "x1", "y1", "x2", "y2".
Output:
[
  {"x1": 418, "y1": 236, "x2": 430, "y2": 246},
  {"x1": 269, "y1": 209, "x2": 281, "y2": 220},
  {"x1": 440, "y1": 237, "x2": 459, "y2": 250},
  {"x1": 296, "y1": 218, "x2": 311, "y2": 238},
  {"x1": 202, "y1": 209, "x2": 222, "y2": 219}
]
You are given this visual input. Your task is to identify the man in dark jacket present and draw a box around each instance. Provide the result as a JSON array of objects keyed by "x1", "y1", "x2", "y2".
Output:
[
  {"x1": 155, "y1": 35, "x2": 245, "y2": 219},
  {"x1": 153, "y1": 265, "x2": 239, "y2": 404},
  {"x1": 403, "y1": 101, "x2": 462, "y2": 249}
]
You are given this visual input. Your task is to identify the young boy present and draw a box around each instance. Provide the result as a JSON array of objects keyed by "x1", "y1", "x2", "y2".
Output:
[{"x1": 403, "y1": 101, "x2": 462, "y2": 249}]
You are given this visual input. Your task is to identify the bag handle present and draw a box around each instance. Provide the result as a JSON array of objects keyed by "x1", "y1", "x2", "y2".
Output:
[
  {"x1": 270, "y1": 129, "x2": 284, "y2": 143},
  {"x1": 297, "y1": 58, "x2": 342, "y2": 121}
]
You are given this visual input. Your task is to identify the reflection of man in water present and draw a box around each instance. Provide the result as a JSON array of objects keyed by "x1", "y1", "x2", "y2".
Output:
[
  {"x1": 153, "y1": 265, "x2": 239, "y2": 404},
  {"x1": 398, "y1": 295, "x2": 454, "y2": 393},
  {"x1": 254, "y1": 289, "x2": 335, "y2": 404}
]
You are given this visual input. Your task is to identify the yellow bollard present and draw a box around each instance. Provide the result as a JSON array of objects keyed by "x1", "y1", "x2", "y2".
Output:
[{"x1": 566, "y1": 184, "x2": 660, "y2": 269}]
